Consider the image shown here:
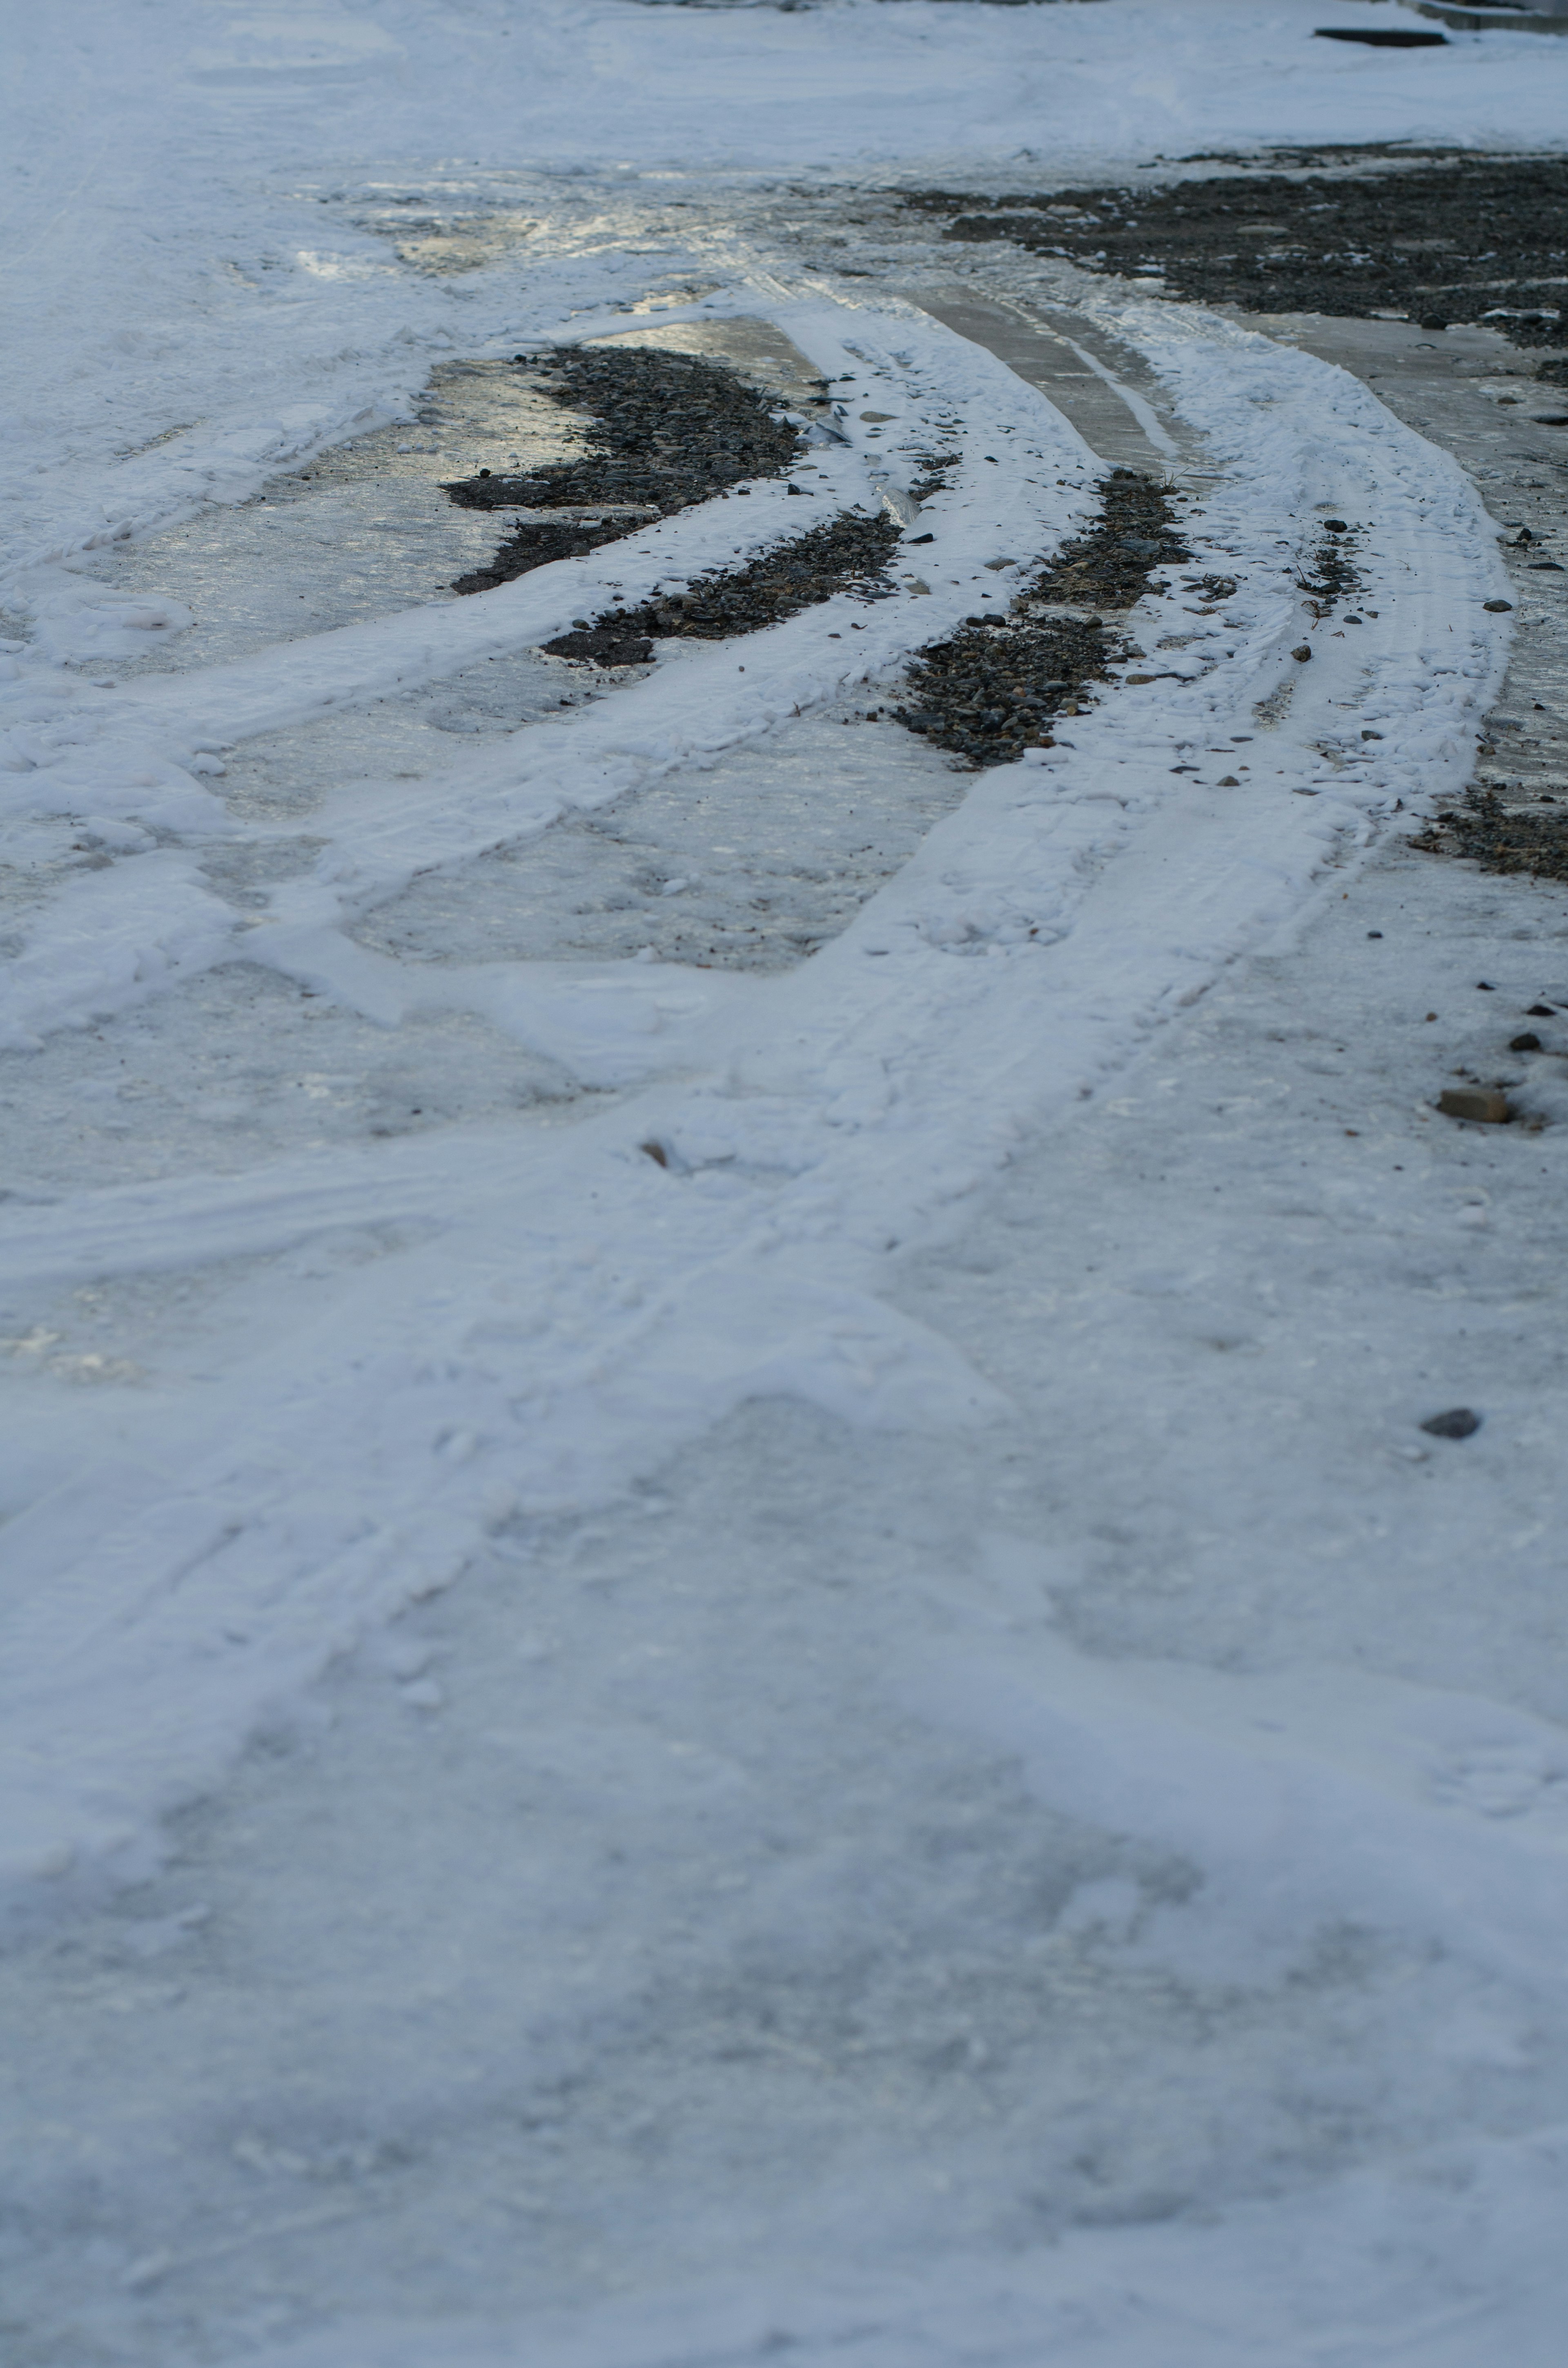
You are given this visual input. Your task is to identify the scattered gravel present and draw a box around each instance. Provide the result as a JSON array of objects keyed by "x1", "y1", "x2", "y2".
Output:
[
  {"x1": 1298, "y1": 519, "x2": 1362, "y2": 614},
  {"x1": 909, "y1": 446, "x2": 963, "y2": 502},
  {"x1": 546, "y1": 508, "x2": 902, "y2": 666}
]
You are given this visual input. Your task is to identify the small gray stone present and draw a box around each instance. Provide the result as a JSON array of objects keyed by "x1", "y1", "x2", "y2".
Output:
[{"x1": 1420, "y1": 1408, "x2": 1482, "y2": 1440}]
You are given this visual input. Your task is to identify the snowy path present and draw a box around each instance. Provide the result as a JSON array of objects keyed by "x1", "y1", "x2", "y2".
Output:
[
  {"x1": 6, "y1": 3, "x2": 1568, "y2": 2364},
  {"x1": 0, "y1": 286, "x2": 1508, "y2": 1909}
]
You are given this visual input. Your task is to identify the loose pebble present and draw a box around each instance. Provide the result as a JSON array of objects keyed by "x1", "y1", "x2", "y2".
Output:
[
  {"x1": 1420, "y1": 1408, "x2": 1483, "y2": 1440},
  {"x1": 1436, "y1": 1087, "x2": 1511, "y2": 1124}
]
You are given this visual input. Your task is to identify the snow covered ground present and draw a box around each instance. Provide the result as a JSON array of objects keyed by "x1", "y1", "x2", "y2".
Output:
[{"x1": 5, "y1": 2, "x2": 1568, "y2": 2363}]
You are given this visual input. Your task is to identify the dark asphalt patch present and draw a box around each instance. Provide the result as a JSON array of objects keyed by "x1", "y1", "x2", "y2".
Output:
[
  {"x1": 545, "y1": 509, "x2": 902, "y2": 666},
  {"x1": 904, "y1": 157, "x2": 1568, "y2": 361}
]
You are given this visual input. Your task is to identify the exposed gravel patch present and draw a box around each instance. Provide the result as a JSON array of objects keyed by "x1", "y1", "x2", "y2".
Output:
[
  {"x1": 545, "y1": 509, "x2": 902, "y2": 666},
  {"x1": 909, "y1": 446, "x2": 963, "y2": 502},
  {"x1": 443, "y1": 343, "x2": 806, "y2": 551},
  {"x1": 1023, "y1": 467, "x2": 1189, "y2": 609},
  {"x1": 1298, "y1": 517, "x2": 1363, "y2": 615},
  {"x1": 445, "y1": 344, "x2": 817, "y2": 595},
  {"x1": 893, "y1": 472, "x2": 1183, "y2": 767},
  {"x1": 1412, "y1": 787, "x2": 1568, "y2": 881},
  {"x1": 905, "y1": 156, "x2": 1568, "y2": 362},
  {"x1": 451, "y1": 515, "x2": 649, "y2": 598},
  {"x1": 896, "y1": 612, "x2": 1117, "y2": 767}
]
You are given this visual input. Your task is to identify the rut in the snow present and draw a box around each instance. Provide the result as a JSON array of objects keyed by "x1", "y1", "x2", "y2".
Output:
[
  {"x1": 895, "y1": 472, "x2": 1185, "y2": 768},
  {"x1": 543, "y1": 509, "x2": 903, "y2": 667},
  {"x1": 445, "y1": 345, "x2": 811, "y2": 593}
]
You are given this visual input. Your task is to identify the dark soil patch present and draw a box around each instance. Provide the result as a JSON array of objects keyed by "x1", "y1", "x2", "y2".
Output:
[
  {"x1": 544, "y1": 509, "x2": 902, "y2": 665},
  {"x1": 896, "y1": 613, "x2": 1118, "y2": 767},
  {"x1": 1024, "y1": 468, "x2": 1189, "y2": 608},
  {"x1": 1412, "y1": 788, "x2": 1568, "y2": 881},
  {"x1": 445, "y1": 344, "x2": 805, "y2": 522},
  {"x1": 904, "y1": 156, "x2": 1568, "y2": 359}
]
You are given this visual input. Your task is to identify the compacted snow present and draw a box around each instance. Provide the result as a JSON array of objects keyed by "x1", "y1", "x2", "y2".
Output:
[{"x1": 4, "y1": 3, "x2": 1568, "y2": 2364}]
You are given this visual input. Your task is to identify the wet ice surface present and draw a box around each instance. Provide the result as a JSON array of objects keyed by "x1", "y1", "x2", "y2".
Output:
[
  {"x1": 0, "y1": 965, "x2": 586, "y2": 1198},
  {"x1": 0, "y1": 691, "x2": 968, "y2": 1207},
  {"x1": 200, "y1": 623, "x2": 971, "y2": 970},
  {"x1": 216, "y1": 646, "x2": 595, "y2": 824},
  {"x1": 59, "y1": 321, "x2": 829, "y2": 689},
  {"x1": 2, "y1": 240, "x2": 1537, "y2": 2368},
  {"x1": 0, "y1": 1463, "x2": 1491, "y2": 2330},
  {"x1": 5, "y1": 850, "x2": 1568, "y2": 2362},
  {"x1": 63, "y1": 363, "x2": 581, "y2": 679},
  {"x1": 353, "y1": 708, "x2": 968, "y2": 971}
]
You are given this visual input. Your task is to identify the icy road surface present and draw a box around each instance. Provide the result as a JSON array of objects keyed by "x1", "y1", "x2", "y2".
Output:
[{"x1": 3, "y1": 3, "x2": 1568, "y2": 2364}]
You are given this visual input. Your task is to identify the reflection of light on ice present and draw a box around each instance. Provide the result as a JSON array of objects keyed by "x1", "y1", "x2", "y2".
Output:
[{"x1": 294, "y1": 250, "x2": 392, "y2": 281}]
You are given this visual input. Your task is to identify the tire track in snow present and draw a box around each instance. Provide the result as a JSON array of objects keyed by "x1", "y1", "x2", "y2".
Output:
[
  {"x1": 0, "y1": 294, "x2": 1511, "y2": 1919},
  {"x1": 0, "y1": 303, "x2": 1101, "y2": 1055}
]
